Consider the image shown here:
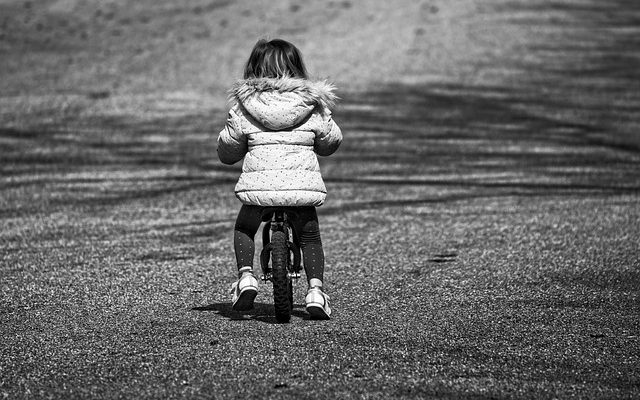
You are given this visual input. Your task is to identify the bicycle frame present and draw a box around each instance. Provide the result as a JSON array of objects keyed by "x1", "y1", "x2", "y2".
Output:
[{"x1": 259, "y1": 208, "x2": 302, "y2": 284}]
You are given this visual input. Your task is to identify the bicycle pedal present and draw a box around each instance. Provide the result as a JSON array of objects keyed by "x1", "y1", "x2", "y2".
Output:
[{"x1": 287, "y1": 272, "x2": 301, "y2": 282}]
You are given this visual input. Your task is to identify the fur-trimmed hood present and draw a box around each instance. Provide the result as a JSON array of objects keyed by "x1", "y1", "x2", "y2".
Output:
[{"x1": 229, "y1": 77, "x2": 338, "y2": 130}]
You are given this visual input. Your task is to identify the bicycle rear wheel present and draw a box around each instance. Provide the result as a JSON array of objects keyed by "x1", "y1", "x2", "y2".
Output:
[{"x1": 270, "y1": 229, "x2": 291, "y2": 323}]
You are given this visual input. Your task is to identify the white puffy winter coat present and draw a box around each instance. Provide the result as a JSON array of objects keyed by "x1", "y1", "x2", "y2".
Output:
[{"x1": 217, "y1": 77, "x2": 343, "y2": 207}]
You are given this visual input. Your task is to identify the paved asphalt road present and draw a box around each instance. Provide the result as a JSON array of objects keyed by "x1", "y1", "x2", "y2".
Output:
[{"x1": 1, "y1": 0, "x2": 639, "y2": 398}]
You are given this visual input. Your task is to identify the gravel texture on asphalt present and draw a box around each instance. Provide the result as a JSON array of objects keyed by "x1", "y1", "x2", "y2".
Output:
[{"x1": 1, "y1": 0, "x2": 640, "y2": 399}]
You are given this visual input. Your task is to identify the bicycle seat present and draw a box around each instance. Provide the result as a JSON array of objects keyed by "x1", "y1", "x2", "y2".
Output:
[{"x1": 260, "y1": 207, "x2": 299, "y2": 222}]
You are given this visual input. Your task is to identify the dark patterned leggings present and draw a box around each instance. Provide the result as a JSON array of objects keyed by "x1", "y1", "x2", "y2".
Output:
[{"x1": 233, "y1": 205, "x2": 325, "y2": 282}]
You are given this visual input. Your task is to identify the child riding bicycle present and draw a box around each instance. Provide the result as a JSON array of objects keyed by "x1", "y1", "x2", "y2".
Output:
[{"x1": 217, "y1": 38, "x2": 342, "y2": 319}]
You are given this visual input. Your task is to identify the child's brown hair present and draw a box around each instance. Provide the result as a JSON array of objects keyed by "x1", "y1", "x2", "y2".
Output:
[{"x1": 243, "y1": 39, "x2": 308, "y2": 79}]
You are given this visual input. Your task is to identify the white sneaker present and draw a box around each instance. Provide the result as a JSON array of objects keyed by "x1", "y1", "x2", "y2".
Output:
[
  {"x1": 305, "y1": 287, "x2": 331, "y2": 319},
  {"x1": 230, "y1": 272, "x2": 258, "y2": 311}
]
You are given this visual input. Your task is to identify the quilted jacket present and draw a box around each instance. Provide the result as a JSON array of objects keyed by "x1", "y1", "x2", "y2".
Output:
[{"x1": 217, "y1": 77, "x2": 342, "y2": 206}]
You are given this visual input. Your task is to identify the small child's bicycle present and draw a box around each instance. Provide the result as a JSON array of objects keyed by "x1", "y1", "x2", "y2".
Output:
[{"x1": 259, "y1": 207, "x2": 302, "y2": 323}]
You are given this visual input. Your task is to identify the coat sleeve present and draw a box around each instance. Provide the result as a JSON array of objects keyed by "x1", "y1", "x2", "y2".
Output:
[
  {"x1": 314, "y1": 110, "x2": 342, "y2": 157},
  {"x1": 217, "y1": 108, "x2": 248, "y2": 165}
]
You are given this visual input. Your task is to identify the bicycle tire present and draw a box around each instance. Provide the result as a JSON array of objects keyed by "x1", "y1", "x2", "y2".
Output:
[{"x1": 270, "y1": 229, "x2": 291, "y2": 323}]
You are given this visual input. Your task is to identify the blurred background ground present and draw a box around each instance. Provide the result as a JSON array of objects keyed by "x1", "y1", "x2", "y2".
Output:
[{"x1": 1, "y1": 0, "x2": 639, "y2": 399}]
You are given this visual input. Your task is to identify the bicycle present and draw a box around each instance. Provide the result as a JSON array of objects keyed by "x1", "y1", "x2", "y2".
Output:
[{"x1": 258, "y1": 207, "x2": 302, "y2": 323}]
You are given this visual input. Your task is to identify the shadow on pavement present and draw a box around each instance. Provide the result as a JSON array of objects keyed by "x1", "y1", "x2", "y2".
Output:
[{"x1": 192, "y1": 302, "x2": 309, "y2": 324}]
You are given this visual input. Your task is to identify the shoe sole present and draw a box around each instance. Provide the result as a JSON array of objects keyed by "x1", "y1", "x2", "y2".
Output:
[
  {"x1": 232, "y1": 287, "x2": 257, "y2": 311},
  {"x1": 306, "y1": 303, "x2": 330, "y2": 320}
]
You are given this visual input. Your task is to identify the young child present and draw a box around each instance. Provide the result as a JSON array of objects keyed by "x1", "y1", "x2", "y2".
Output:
[{"x1": 217, "y1": 38, "x2": 342, "y2": 319}]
